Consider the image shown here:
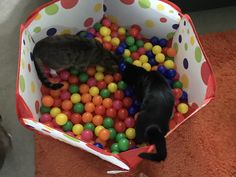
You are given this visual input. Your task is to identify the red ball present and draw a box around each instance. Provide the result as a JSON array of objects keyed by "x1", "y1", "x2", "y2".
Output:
[
  {"x1": 114, "y1": 90, "x2": 124, "y2": 100},
  {"x1": 103, "y1": 42, "x2": 112, "y2": 51},
  {"x1": 63, "y1": 111, "x2": 72, "y2": 119},
  {"x1": 173, "y1": 72, "x2": 180, "y2": 81},
  {"x1": 113, "y1": 100, "x2": 123, "y2": 110},
  {"x1": 71, "y1": 113, "x2": 82, "y2": 124},
  {"x1": 110, "y1": 23, "x2": 118, "y2": 31},
  {"x1": 60, "y1": 91, "x2": 71, "y2": 100},
  {"x1": 117, "y1": 108, "x2": 128, "y2": 120},
  {"x1": 128, "y1": 28, "x2": 139, "y2": 37},
  {"x1": 40, "y1": 113, "x2": 52, "y2": 123},
  {"x1": 123, "y1": 97, "x2": 133, "y2": 108},
  {"x1": 172, "y1": 88, "x2": 183, "y2": 99},
  {"x1": 59, "y1": 70, "x2": 70, "y2": 81},
  {"x1": 53, "y1": 98, "x2": 62, "y2": 107},
  {"x1": 40, "y1": 85, "x2": 50, "y2": 95},
  {"x1": 118, "y1": 34, "x2": 126, "y2": 41},
  {"x1": 87, "y1": 78, "x2": 97, "y2": 87},
  {"x1": 115, "y1": 121, "x2": 126, "y2": 133},
  {"x1": 106, "y1": 108, "x2": 117, "y2": 118},
  {"x1": 169, "y1": 119, "x2": 176, "y2": 130},
  {"x1": 131, "y1": 52, "x2": 140, "y2": 60},
  {"x1": 52, "y1": 119, "x2": 61, "y2": 129},
  {"x1": 136, "y1": 34, "x2": 143, "y2": 40},
  {"x1": 111, "y1": 31, "x2": 118, "y2": 38},
  {"x1": 124, "y1": 117, "x2": 135, "y2": 128},
  {"x1": 68, "y1": 75, "x2": 79, "y2": 84},
  {"x1": 102, "y1": 18, "x2": 111, "y2": 27},
  {"x1": 173, "y1": 112, "x2": 185, "y2": 123},
  {"x1": 137, "y1": 47, "x2": 146, "y2": 55},
  {"x1": 113, "y1": 73, "x2": 122, "y2": 82},
  {"x1": 95, "y1": 105, "x2": 106, "y2": 116},
  {"x1": 97, "y1": 81, "x2": 107, "y2": 89},
  {"x1": 131, "y1": 24, "x2": 141, "y2": 32}
]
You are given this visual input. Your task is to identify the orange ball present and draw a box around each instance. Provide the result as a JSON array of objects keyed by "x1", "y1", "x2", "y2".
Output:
[
  {"x1": 81, "y1": 93, "x2": 92, "y2": 103},
  {"x1": 80, "y1": 84, "x2": 89, "y2": 94},
  {"x1": 102, "y1": 98, "x2": 113, "y2": 108},
  {"x1": 87, "y1": 67, "x2": 96, "y2": 76},
  {"x1": 50, "y1": 89, "x2": 61, "y2": 98},
  {"x1": 82, "y1": 112, "x2": 93, "y2": 123},
  {"x1": 60, "y1": 81, "x2": 69, "y2": 91},
  {"x1": 61, "y1": 100, "x2": 73, "y2": 111},
  {"x1": 104, "y1": 74, "x2": 114, "y2": 84},
  {"x1": 85, "y1": 102, "x2": 95, "y2": 113},
  {"x1": 42, "y1": 95, "x2": 54, "y2": 107},
  {"x1": 167, "y1": 47, "x2": 177, "y2": 57},
  {"x1": 98, "y1": 129, "x2": 110, "y2": 141},
  {"x1": 68, "y1": 75, "x2": 79, "y2": 84},
  {"x1": 92, "y1": 95, "x2": 103, "y2": 106},
  {"x1": 151, "y1": 66, "x2": 158, "y2": 71},
  {"x1": 92, "y1": 115, "x2": 104, "y2": 126}
]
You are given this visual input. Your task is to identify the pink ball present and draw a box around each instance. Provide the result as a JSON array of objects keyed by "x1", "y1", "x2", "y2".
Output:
[
  {"x1": 124, "y1": 117, "x2": 135, "y2": 128},
  {"x1": 87, "y1": 78, "x2": 97, "y2": 87},
  {"x1": 137, "y1": 47, "x2": 146, "y2": 55},
  {"x1": 112, "y1": 100, "x2": 123, "y2": 110},
  {"x1": 102, "y1": 18, "x2": 111, "y2": 27},
  {"x1": 114, "y1": 90, "x2": 124, "y2": 100},
  {"x1": 40, "y1": 113, "x2": 52, "y2": 123},
  {"x1": 174, "y1": 99, "x2": 180, "y2": 106},
  {"x1": 81, "y1": 130, "x2": 93, "y2": 142},
  {"x1": 60, "y1": 91, "x2": 71, "y2": 100},
  {"x1": 172, "y1": 88, "x2": 183, "y2": 99},
  {"x1": 117, "y1": 108, "x2": 128, "y2": 120},
  {"x1": 59, "y1": 70, "x2": 70, "y2": 81}
]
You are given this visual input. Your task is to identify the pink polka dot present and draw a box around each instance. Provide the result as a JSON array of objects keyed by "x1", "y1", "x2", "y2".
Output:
[
  {"x1": 120, "y1": 0, "x2": 135, "y2": 5},
  {"x1": 84, "y1": 18, "x2": 94, "y2": 27},
  {"x1": 61, "y1": 0, "x2": 79, "y2": 9},
  {"x1": 160, "y1": 17, "x2": 167, "y2": 23},
  {"x1": 35, "y1": 100, "x2": 40, "y2": 114},
  {"x1": 28, "y1": 63, "x2": 31, "y2": 72},
  {"x1": 201, "y1": 61, "x2": 211, "y2": 85}
]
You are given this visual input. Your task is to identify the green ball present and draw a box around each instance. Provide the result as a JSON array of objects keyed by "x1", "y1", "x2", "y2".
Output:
[
  {"x1": 93, "y1": 23, "x2": 102, "y2": 32},
  {"x1": 173, "y1": 81, "x2": 183, "y2": 89},
  {"x1": 103, "y1": 117, "x2": 114, "y2": 128},
  {"x1": 112, "y1": 151, "x2": 119, "y2": 154},
  {"x1": 129, "y1": 45, "x2": 138, "y2": 52},
  {"x1": 79, "y1": 73, "x2": 89, "y2": 83},
  {"x1": 79, "y1": 31, "x2": 87, "y2": 38},
  {"x1": 73, "y1": 103, "x2": 84, "y2": 113},
  {"x1": 84, "y1": 123, "x2": 95, "y2": 131},
  {"x1": 40, "y1": 106, "x2": 51, "y2": 114},
  {"x1": 136, "y1": 40, "x2": 144, "y2": 47},
  {"x1": 124, "y1": 57, "x2": 133, "y2": 63},
  {"x1": 100, "y1": 89, "x2": 111, "y2": 98},
  {"x1": 118, "y1": 138, "x2": 129, "y2": 151},
  {"x1": 125, "y1": 36, "x2": 135, "y2": 46},
  {"x1": 108, "y1": 128, "x2": 117, "y2": 140},
  {"x1": 70, "y1": 67, "x2": 79, "y2": 75},
  {"x1": 117, "y1": 81, "x2": 127, "y2": 90},
  {"x1": 69, "y1": 84, "x2": 79, "y2": 94},
  {"x1": 111, "y1": 143, "x2": 120, "y2": 152},
  {"x1": 116, "y1": 133, "x2": 126, "y2": 142},
  {"x1": 62, "y1": 121, "x2": 73, "y2": 132}
]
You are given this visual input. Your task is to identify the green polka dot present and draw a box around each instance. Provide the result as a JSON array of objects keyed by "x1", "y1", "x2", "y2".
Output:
[
  {"x1": 19, "y1": 75, "x2": 25, "y2": 92},
  {"x1": 45, "y1": 4, "x2": 59, "y2": 15},
  {"x1": 33, "y1": 26, "x2": 41, "y2": 33},
  {"x1": 138, "y1": 0, "x2": 151, "y2": 8},
  {"x1": 173, "y1": 42, "x2": 178, "y2": 53},
  {"x1": 184, "y1": 43, "x2": 188, "y2": 51},
  {"x1": 166, "y1": 32, "x2": 175, "y2": 40},
  {"x1": 195, "y1": 47, "x2": 202, "y2": 63}
]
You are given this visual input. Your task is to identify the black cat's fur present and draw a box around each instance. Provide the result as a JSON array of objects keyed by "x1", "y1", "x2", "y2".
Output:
[
  {"x1": 122, "y1": 62, "x2": 174, "y2": 162},
  {"x1": 33, "y1": 34, "x2": 119, "y2": 90}
]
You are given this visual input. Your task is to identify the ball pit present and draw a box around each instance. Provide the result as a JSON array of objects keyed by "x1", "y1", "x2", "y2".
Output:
[{"x1": 39, "y1": 16, "x2": 190, "y2": 154}]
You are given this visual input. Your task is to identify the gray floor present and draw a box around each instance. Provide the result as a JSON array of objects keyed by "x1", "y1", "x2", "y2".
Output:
[{"x1": 0, "y1": 1, "x2": 235, "y2": 177}]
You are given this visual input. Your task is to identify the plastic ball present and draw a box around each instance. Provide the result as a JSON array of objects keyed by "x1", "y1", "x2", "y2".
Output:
[
  {"x1": 129, "y1": 45, "x2": 138, "y2": 52},
  {"x1": 125, "y1": 36, "x2": 135, "y2": 46},
  {"x1": 106, "y1": 108, "x2": 117, "y2": 118},
  {"x1": 115, "y1": 133, "x2": 126, "y2": 142},
  {"x1": 100, "y1": 89, "x2": 111, "y2": 98},
  {"x1": 92, "y1": 115, "x2": 103, "y2": 126},
  {"x1": 124, "y1": 57, "x2": 133, "y2": 63},
  {"x1": 136, "y1": 40, "x2": 144, "y2": 48},
  {"x1": 111, "y1": 37, "x2": 120, "y2": 46},
  {"x1": 177, "y1": 103, "x2": 189, "y2": 114},
  {"x1": 125, "y1": 128, "x2": 136, "y2": 139},
  {"x1": 180, "y1": 91, "x2": 188, "y2": 101},
  {"x1": 42, "y1": 95, "x2": 54, "y2": 107},
  {"x1": 87, "y1": 67, "x2": 96, "y2": 76},
  {"x1": 148, "y1": 58, "x2": 157, "y2": 66},
  {"x1": 118, "y1": 27, "x2": 126, "y2": 35},
  {"x1": 114, "y1": 90, "x2": 124, "y2": 100},
  {"x1": 111, "y1": 143, "x2": 120, "y2": 152},
  {"x1": 155, "y1": 53, "x2": 165, "y2": 63},
  {"x1": 174, "y1": 112, "x2": 185, "y2": 123},
  {"x1": 89, "y1": 86, "x2": 99, "y2": 96},
  {"x1": 144, "y1": 42, "x2": 153, "y2": 50},
  {"x1": 142, "y1": 63, "x2": 151, "y2": 71},
  {"x1": 115, "y1": 46, "x2": 125, "y2": 55},
  {"x1": 59, "y1": 70, "x2": 70, "y2": 81},
  {"x1": 81, "y1": 130, "x2": 93, "y2": 142},
  {"x1": 118, "y1": 138, "x2": 129, "y2": 151},
  {"x1": 103, "y1": 117, "x2": 114, "y2": 128},
  {"x1": 95, "y1": 105, "x2": 106, "y2": 115},
  {"x1": 172, "y1": 88, "x2": 183, "y2": 99},
  {"x1": 131, "y1": 52, "x2": 140, "y2": 60},
  {"x1": 70, "y1": 67, "x2": 79, "y2": 75},
  {"x1": 124, "y1": 87, "x2": 133, "y2": 97},
  {"x1": 104, "y1": 74, "x2": 114, "y2": 84},
  {"x1": 82, "y1": 112, "x2": 93, "y2": 123},
  {"x1": 85, "y1": 102, "x2": 95, "y2": 113},
  {"x1": 123, "y1": 97, "x2": 133, "y2": 108},
  {"x1": 62, "y1": 121, "x2": 73, "y2": 132},
  {"x1": 72, "y1": 124, "x2": 84, "y2": 135},
  {"x1": 123, "y1": 49, "x2": 131, "y2": 58},
  {"x1": 93, "y1": 22, "x2": 102, "y2": 31},
  {"x1": 97, "y1": 81, "x2": 107, "y2": 89},
  {"x1": 50, "y1": 89, "x2": 61, "y2": 98},
  {"x1": 150, "y1": 36, "x2": 159, "y2": 45},
  {"x1": 98, "y1": 129, "x2": 110, "y2": 141},
  {"x1": 172, "y1": 81, "x2": 183, "y2": 89},
  {"x1": 87, "y1": 78, "x2": 97, "y2": 87},
  {"x1": 92, "y1": 95, "x2": 103, "y2": 106},
  {"x1": 128, "y1": 106, "x2": 137, "y2": 116},
  {"x1": 103, "y1": 36, "x2": 111, "y2": 42},
  {"x1": 112, "y1": 100, "x2": 123, "y2": 110},
  {"x1": 113, "y1": 73, "x2": 121, "y2": 82},
  {"x1": 119, "y1": 62, "x2": 126, "y2": 72},
  {"x1": 102, "y1": 98, "x2": 113, "y2": 108},
  {"x1": 55, "y1": 113, "x2": 68, "y2": 126},
  {"x1": 167, "y1": 47, "x2": 177, "y2": 57},
  {"x1": 152, "y1": 45, "x2": 162, "y2": 54},
  {"x1": 146, "y1": 50, "x2": 155, "y2": 58},
  {"x1": 164, "y1": 60, "x2": 175, "y2": 69},
  {"x1": 133, "y1": 60, "x2": 142, "y2": 67},
  {"x1": 81, "y1": 93, "x2": 92, "y2": 103},
  {"x1": 79, "y1": 84, "x2": 89, "y2": 94},
  {"x1": 84, "y1": 122, "x2": 95, "y2": 131},
  {"x1": 115, "y1": 121, "x2": 126, "y2": 133},
  {"x1": 157, "y1": 65, "x2": 167, "y2": 74},
  {"x1": 95, "y1": 125, "x2": 104, "y2": 136},
  {"x1": 108, "y1": 82, "x2": 117, "y2": 93},
  {"x1": 99, "y1": 26, "x2": 111, "y2": 36},
  {"x1": 40, "y1": 113, "x2": 52, "y2": 123},
  {"x1": 73, "y1": 103, "x2": 84, "y2": 113},
  {"x1": 93, "y1": 142, "x2": 103, "y2": 149},
  {"x1": 117, "y1": 109, "x2": 128, "y2": 120},
  {"x1": 60, "y1": 91, "x2": 71, "y2": 100},
  {"x1": 61, "y1": 100, "x2": 73, "y2": 111},
  {"x1": 108, "y1": 128, "x2": 117, "y2": 140},
  {"x1": 50, "y1": 107, "x2": 61, "y2": 117},
  {"x1": 124, "y1": 117, "x2": 135, "y2": 128},
  {"x1": 71, "y1": 113, "x2": 82, "y2": 124},
  {"x1": 52, "y1": 99, "x2": 61, "y2": 107},
  {"x1": 139, "y1": 55, "x2": 148, "y2": 63},
  {"x1": 68, "y1": 75, "x2": 79, "y2": 84},
  {"x1": 40, "y1": 106, "x2": 51, "y2": 114},
  {"x1": 165, "y1": 69, "x2": 177, "y2": 79},
  {"x1": 95, "y1": 72, "x2": 104, "y2": 81},
  {"x1": 79, "y1": 73, "x2": 89, "y2": 83}
]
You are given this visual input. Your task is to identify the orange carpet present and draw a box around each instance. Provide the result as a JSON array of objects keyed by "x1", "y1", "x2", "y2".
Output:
[{"x1": 35, "y1": 30, "x2": 236, "y2": 177}]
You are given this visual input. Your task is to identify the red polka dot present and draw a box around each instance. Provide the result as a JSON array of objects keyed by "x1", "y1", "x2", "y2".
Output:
[
  {"x1": 120, "y1": 0, "x2": 135, "y2": 5},
  {"x1": 35, "y1": 100, "x2": 40, "y2": 114},
  {"x1": 160, "y1": 17, "x2": 167, "y2": 23},
  {"x1": 61, "y1": 0, "x2": 79, "y2": 9},
  {"x1": 84, "y1": 18, "x2": 94, "y2": 27},
  {"x1": 28, "y1": 63, "x2": 31, "y2": 72},
  {"x1": 201, "y1": 61, "x2": 211, "y2": 85}
]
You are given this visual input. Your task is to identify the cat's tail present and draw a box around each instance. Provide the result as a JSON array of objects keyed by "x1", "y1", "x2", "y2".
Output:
[
  {"x1": 139, "y1": 125, "x2": 167, "y2": 162},
  {"x1": 33, "y1": 57, "x2": 63, "y2": 90}
]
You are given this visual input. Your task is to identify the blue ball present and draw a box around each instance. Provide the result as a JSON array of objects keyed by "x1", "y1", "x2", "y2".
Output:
[
  {"x1": 150, "y1": 36, "x2": 159, "y2": 45},
  {"x1": 180, "y1": 91, "x2": 188, "y2": 101},
  {"x1": 86, "y1": 32, "x2": 94, "y2": 39},
  {"x1": 148, "y1": 58, "x2": 157, "y2": 66},
  {"x1": 146, "y1": 50, "x2": 155, "y2": 58},
  {"x1": 124, "y1": 87, "x2": 133, "y2": 97},
  {"x1": 119, "y1": 62, "x2": 126, "y2": 72},
  {"x1": 159, "y1": 38, "x2": 168, "y2": 47},
  {"x1": 116, "y1": 46, "x2": 125, "y2": 55},
  {"x1": 128, "y1": 106, "x2": 137, "y2": 116},
  {"x1": 133, "y1": 99, "x2": 141, "y2": 108},
  {"x1": 164, "y1": 69, "x2": 176, "y2": 79},
  {"x1": 120, "y1": 41, "x2": 127, "y2": 49},
  {"x1": 93, "y1": 142, "x2": 103, "y2": 149},
  {"x1": 157, "y1": 65, "x2": 167, "y2": 75}
]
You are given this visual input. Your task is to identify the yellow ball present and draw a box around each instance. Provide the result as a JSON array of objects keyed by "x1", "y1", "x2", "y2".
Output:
[
  {"x1": 70, "y1": 93, "x2": 81, "y2": 104},
  {"x1": 55, "y1": 113, "x2": 68, "y2": 126},
  {"x1": 164, "y1": 60, "x2": 175, "y2": 69},
  {"x1": 103, "y1": 36, "x2": 111, "y2": 42},
  {"x1": 177, "y1": 103, "x2": 189, "y2": 114},
  {"x1": 139, "y1": 55, "x2": 148, "y2": 63},
  {"x1": 95, "y1": 125, "x2": 104, "y2": 136},
  {"x1": 142, "y1": 63, "x2": 151, "y2": 71},
  {"x1": 152, "y1": 45, "x2": 162, "y2": 54},
  {"x1": 99, "y1": 26, "x2": 111, "y2": 36},
  {"x1": 89, "y1": 86, "x2": 99, "y2": 96},
  {"x1": 118, "y1": 27, "x2": 126, "y2": 35},
  {"x1": 133, "y1": 60, "x2": 142, "y2": 67},
  {"x1": 144, "y1": 42, "x2": 153, "y2": 50},
  {"x1": 123, "y1": 49, "x2": 131, "y2": 58},
  {"x1": 50, "y1": 107, "x2": 61, "y2": 117},
  {"x1": 108, "y1": 82, "x2": 118, "y2": 93},
  {"x1": 125, "y1": 128, "x2": 136, "y2": 139},
  {"x1": 72, "y1": 124, "x2": 84, "y2": 135},
  {"x1": 111, "y1": 37, "x2": 120, "y2": 46},
  {"x1": 155, "y1": 53, "x2": 165, "y2": 63},
  {"x1": 96, "y1": 65, "x2": 105, "y2": 72},
  {"x1": 95, "y1": 72, "x2": 104, "y2": 81}
]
